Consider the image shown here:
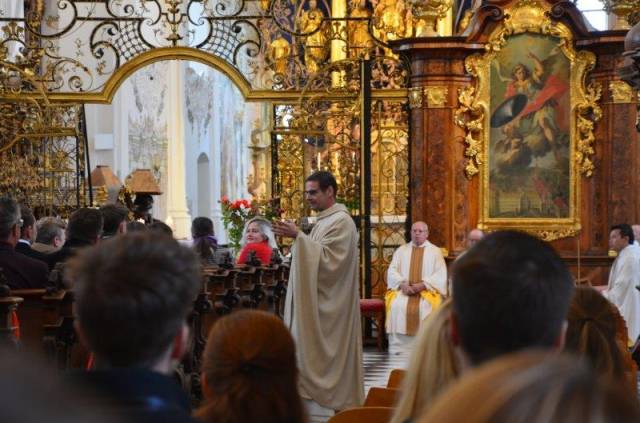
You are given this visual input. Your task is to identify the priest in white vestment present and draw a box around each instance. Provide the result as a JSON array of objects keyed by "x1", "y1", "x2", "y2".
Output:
[
  {"x1": 274, "y1": 171, "x2": 364, "y2": 420},
  {"x1": 386, "y1": 221, "x2": 447, "y2": 355},
  {"x1": 605, "y1": 224, "x2": 640, "y2": 344}
]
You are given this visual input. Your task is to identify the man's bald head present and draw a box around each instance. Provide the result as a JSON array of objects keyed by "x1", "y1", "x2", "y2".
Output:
[
  {"x1": 467, "y1": 228, "x2": 485, "y2": 249},
  {"x1": 632, "y1": 225, "x2": 640, "y2": 244},
  {"x1": 411, "y1": 221, "x2": 429, "y2": 246}
]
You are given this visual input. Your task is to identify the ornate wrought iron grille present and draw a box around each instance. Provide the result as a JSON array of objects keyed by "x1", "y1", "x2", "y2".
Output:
[
  {"x1": 0, "y1": 0, "x2": 409, "y2": 94},
  {"x1": 273, "y1": 60, "x2": 409, "y2": 297}
]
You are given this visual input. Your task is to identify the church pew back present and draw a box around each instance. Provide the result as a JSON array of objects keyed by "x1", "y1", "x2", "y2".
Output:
[
  {"x1": 386, "y1": 369, "x2": 405, "y2": 388},
  {"x1": 364, "y1": 387, "x2": 400, "y2": 408},
  {"x1": 328, "y1": 407, "x2": 393, "y2": 423}
]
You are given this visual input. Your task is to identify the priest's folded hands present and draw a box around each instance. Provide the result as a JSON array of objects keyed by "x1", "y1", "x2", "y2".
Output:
[{"x1": 399, "y1": 282, "x2": 427, "y2": 296}]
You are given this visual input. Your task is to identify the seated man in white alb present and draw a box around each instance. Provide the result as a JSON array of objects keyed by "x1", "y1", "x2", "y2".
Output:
[
  {"x1": 605, "y1": 224, "x2": 640, "y2": 345},
  {"x1": 386, "y1": 221, "x2": 447, "y2": 355}
]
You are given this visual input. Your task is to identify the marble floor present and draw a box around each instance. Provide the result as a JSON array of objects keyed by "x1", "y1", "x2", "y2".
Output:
[
  {"x1": 362, "y1": 347, "x2": 640, "y2": 398},
  {"x1": 363, "y1": 347, "x2": 407, "y2": 394}
]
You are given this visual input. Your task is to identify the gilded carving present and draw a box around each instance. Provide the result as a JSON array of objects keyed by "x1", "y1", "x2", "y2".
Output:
[
  {"x1": 424, "y1": 86, "x2": 448, "y2": 108},
  {"x1": 348, "y1": 0, "x2": 374, "y2": 60},
  {"x1": 576, "y1": 82, "x2": 602, "y2": 177},
  {"x1": 455, "y1": 0, "x2": 598, "y2": 240},
  {"x1": 601, "y1": 0, "x2": 640, "y2": 30},
  {"x1": 268, "y1": 37, "x2": 292, "y2": 75},
  {"x1": 408, "y1": 87, "x2": 424, "y2": 109},
  {"x1": 609, "y1": 80, "x2": 635, "y2": 104},
  {"x1": 455, "y1": 85, "x2": 484, "y2": 178},
  {"x1": 408, "y1": 0, "x2": 453, "y2": 37},
  {"x1": 480, "y1": 226, "x2": 581, "y2": 242},
  {"x1": 373, "y1": 0, "x2": 410, "y2": 41},
  {"x1": 298, "y1": 0, "x2": 329, "y2": 75}
]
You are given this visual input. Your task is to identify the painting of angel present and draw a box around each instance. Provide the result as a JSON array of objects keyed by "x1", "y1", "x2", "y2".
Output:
[{"x1": 488, "y1": 33, "x2": 571, "y2": 219}]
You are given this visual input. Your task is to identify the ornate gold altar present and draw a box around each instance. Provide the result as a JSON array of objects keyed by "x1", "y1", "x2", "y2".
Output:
[{"x1": 3, "y1": 0, "x2": 635, "y2": 288}]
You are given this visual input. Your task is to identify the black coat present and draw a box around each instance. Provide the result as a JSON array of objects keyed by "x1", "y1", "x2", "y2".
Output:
[
  {"x1": 66, "y1": 368, "x2": 196, "y2": 423},
  {"x1": 0, "y1": 242, "x2": 50, "y2": 289},
  {"x1": 45, "y1": 238, "x2": 94, "y2": 271},
  {"x1": 15, "y1": 241, "x2": 48, "y2": 263}
]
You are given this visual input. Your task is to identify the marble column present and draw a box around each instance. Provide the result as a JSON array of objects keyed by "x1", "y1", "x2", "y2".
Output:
[
  {"x1": 113, "y1": 87, "x2": 129, "y2": 180},
  {"x1": 211, "y1": 79, "x2": 225, "y2": 243},
  {"x1": 165, "y1": 60, "x2": 192, "y2": 239}
]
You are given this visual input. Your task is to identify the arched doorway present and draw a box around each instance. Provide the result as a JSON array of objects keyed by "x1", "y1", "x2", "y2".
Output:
[{"x1": 84, "y1": 60, "x2": 272, "y2": 239}]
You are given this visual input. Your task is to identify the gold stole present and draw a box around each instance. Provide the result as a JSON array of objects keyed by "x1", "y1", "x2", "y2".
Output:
[{"x1": 405, "y1": 246, "x2": 424, "y2": 336}]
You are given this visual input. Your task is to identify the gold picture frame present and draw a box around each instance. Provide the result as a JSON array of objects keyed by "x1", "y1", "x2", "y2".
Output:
[{"x1": 455, "y1": 0, "x2": 602, "y2": 241}]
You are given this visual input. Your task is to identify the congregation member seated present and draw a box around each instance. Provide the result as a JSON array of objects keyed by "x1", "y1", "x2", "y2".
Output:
[
  {"x1": 32, "y1": 217, "x2": 66, "y2": 255},
  {"x1": 15, "y1": 206, "x2": 47, "y2": 262},
  {"x1": 46, "y1": 208, "x2": 103, "y2": 271},
  {"x1": 451, "y1": 230, "x2": 574, "y2": 367},
  {"x1": 237, "y1": 217, "x2": 278, "y2": 266},
  {"x1": 0, "y1": 197, "x2": 49, "y2": 289},
  {"x1": 391, "y1": 300, "x2": 459, "y2": 423},
  {"x1": 195, "y1": 309, "x2": 306, "y2": 423},
  {"x1": 419, "y1": 351, "x2": 640, "y2": 423},
  {"x1": 565, "y1": 286, "x2": 637, "y2": 393},
  {"x1": 386, "y1": 221, "x2": 447, "y2": 355},
  {"x1": 66, "y1": 232, "x2": 200, "y2": 423},
  {"x1": 191, "y1": 217, "x2": 218, "y2": 264},
  {"x1": 100, "y1": 204, "x2": 129, "y2": 240},
  {"x1": 0, "y1": 350, "x2": 113, "y2": 423},
  {"x1": 127, "y1": 221, "x2": 148, "y2": 232},
  {"x1": 149, "y1": 220, "x2": 174, "y2": 237}
]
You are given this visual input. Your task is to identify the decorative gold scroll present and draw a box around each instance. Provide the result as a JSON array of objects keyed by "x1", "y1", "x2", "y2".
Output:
[
  {"x1": 424, "y1": 86, "x2": 448, "y2": 108},
  {"x1": 609, "y1": 80, "x2": 635, "y2": 104}
]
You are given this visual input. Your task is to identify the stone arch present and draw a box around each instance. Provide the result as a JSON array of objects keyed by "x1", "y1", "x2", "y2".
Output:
[{"x1": 49, "y1": 47, "x2": 253, "y2": 104}]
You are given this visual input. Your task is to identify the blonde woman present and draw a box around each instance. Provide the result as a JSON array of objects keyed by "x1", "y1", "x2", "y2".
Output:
[
  {"x1": 237, "y1": 217, "x2": 278, "y2": 265},
  {"x1": 391, "y1": 299, "x2": 459, "y2": 423},
  {"x1": 418, "y1": 351, "x2": 640, "y2": 423}
]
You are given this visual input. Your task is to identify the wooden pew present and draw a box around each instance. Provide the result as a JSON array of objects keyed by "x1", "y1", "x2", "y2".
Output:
[
  {"x1": 364, "y1": 387, "x2": 400, "y2": 408},
  {"x1": 329, "y1": 407, "x2": 393, "y2": 423},
  {"x1": 235, "y1": 266, "x2": 266, "y2": 309},
  {"x1": 386, "y1": 369, "x2": 405, "y2": 389},
  {"x1": 205, "y1": 268, "x2": 240, "y2": 316},
  {"x1": 0, "y1": 295, "x2": 22, "y2": 347},
  {"x1": 261, "y1": 265, "x2": 280, "y2": 313},
  {"x1": 11, "y1": 288, "x2": 76, "y2": 368},
  {"x1": 179, "y1": 273, "x2": 215, "y2": 404},
  {"x1": 272, "y1": 264, "x2": 289, "y2": 318}
]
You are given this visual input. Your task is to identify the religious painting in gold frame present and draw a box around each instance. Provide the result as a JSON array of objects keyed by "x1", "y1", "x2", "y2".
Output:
[{"x1": 457, "y1": 0, "x2": 601, "y2": 241}]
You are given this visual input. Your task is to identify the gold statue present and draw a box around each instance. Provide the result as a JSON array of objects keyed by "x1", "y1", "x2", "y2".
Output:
[
  {"x1": 298, "y1": 0, "x2": 328, "y2": 74},
  {"x1": 602, "y1": 0, "x2": 640, "y2": 30},
  {"x1": 348, "y1": 0, "x2": 373, "y2": 59},
  {"x1": 373, "y1": 0, "x2": 408, "y2": 42},
  {"x1": 409, "y1": 0, "x2": 452, "y2": 37},
  {"x1": 268, "y1": 36, "x2": 291, "y2": 74}
]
